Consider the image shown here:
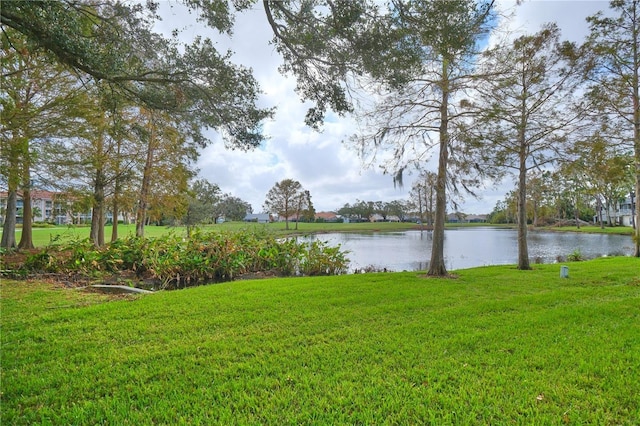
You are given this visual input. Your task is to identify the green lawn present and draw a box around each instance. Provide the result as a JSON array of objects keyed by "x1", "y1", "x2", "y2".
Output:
[
  {"x1": 8, "y1": 221, "x2": 425, "y2": 248},
  {"x1": 5, "y1": 222, "x2": 635, "y2": 248},
  {"x1": 547, "y1": 225, "x2": 634, "y2": 235},
  {"x1": 2, "y1": 257, "x2": 639, "y2": 424}
]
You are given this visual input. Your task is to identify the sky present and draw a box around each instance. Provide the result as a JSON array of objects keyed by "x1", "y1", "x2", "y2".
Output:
[{"x1": 155, "y1": 0, "x2": 610, "y2": 215}]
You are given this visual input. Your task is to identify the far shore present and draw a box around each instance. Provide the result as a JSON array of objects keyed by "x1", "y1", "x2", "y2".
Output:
[{"x1": 1, "y1": 220, "x2": 634, "y2": 248}]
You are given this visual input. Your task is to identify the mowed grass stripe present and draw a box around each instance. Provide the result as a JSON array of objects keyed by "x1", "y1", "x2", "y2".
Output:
[{"x1": 2, "y1": 256, "x2": 639, "y2": 425}]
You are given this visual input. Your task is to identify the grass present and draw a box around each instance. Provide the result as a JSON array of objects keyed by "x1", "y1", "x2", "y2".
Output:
[
  {"x1": 2, "y1": 257, "x2": 639, "y2": 424},
  {"x1": 6, "y1": 221, "x2": 426, "y2": 248},
  {"x1": 11, "y1": 221, "x2": 635, "y2": 249},
  {"x1": 547, "y1": 225, "x2": 634, "y2": 235}
]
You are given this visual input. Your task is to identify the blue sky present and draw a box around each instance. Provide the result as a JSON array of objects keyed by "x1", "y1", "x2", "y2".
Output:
[{"x1": 157, "y1": 0, "x2": 609, "y2": 214}]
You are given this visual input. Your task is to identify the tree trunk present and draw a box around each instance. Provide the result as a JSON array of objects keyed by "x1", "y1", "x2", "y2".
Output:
[
  {"x1": 284, "y1": 199, "x2": 290, "y2": 230},
  {"x1": 633, "y1": 45, "x2": 640, "y2": 254},
  {"x1": 90, "y1": 168, "x2": 106, "y2": 247},
  {"x1": 596, "y1": 197, "x2": 604, "y2": 229},
  {"x1": 417, "y1": 187, "x2": 424, "y2": 231},
  {"x1": 17, "y1": 162, "x2": 34, "y2": 250},
  {"x1": 3, "y1": 129, "x2": 23, "y2": 249},
  {"x1": 605, "y1": 198, "x2": 613, "y2": 227},
  {"x1": 111, "y1": 137, "x2": 122, "y2": 243},
  {"x1": 634, "y1": 171, "x2": 640, "y2": 257},
  {"x1": 427, "y1": 187, "x2": 434, "y2": 228},
  {"x1": 516, "y1": 160, "x2": 530, "y2": 270},
  {"x1": 111, "y1": 195, "x2": 119, "y2": 242},
  {"x1": 1, "y1": 190, "x2": 18, "y2": 249},
  {"x1": 428, "y1": 66, "x2": 449, "y2": 277},
  {"x1": 631, "y1": 4, "x2": 640, "y2": 256},
  {"x1": 428, "y1": 143, "x2": 448, "y2": 276},
  {"x1": 575, "y1": 195, "x2": 580, "y2": 230},
  {"x1": 18, "y1": 188, "x2": 34, "y2": 250},
  {"x1": 136, "y1": 112, "x2": 156, "y2": 238},
  {"x1": 516, "y1": 87, "x2": 530, "y2": 270}
]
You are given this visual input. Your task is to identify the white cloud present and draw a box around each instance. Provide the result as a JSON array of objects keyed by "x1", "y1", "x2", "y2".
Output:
[{"x1": 156, "y1": 0, "x2": 611, "y2": 214}]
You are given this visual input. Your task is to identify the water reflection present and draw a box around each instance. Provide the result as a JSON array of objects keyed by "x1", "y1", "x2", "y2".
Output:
[{"x1": 303, "y1": 227, "x2": 634, "y2": 272}]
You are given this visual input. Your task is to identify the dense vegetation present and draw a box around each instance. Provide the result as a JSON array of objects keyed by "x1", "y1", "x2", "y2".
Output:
[
  {"x1": 2, "y1": 228, "x2": 349, "y2": 289},
  {"x1": 2, "y1": 257, "x2": 638, "y2": 424},
  {"x1": 3, "y1": 1, "x2": 638, "y2": 273},
  {"x1": 5, "y1": 221, "x2": 431, "y2": 248}
]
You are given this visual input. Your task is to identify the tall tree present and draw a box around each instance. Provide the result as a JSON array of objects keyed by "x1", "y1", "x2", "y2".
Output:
[
  {"x1": 350, "y1": 0, "x2": 495, "y2": 276},
  {"x1": 181, "y1": 179, "x2": 220, "y2": 236},
  {"x1": 468, "y1": 24, "x2": 588, "y2": 270},
  {"x1": 587, "y1": 0, "x2": 640, "y2": 255},
  {"x1": 46, "y1": 83, "x2": 136, "y2": 247},
  {"x1": 294, "y1": 190, "x2": 314, "y2": 229},
  {"x1": 1, "y1": 28, "x2": 81, "y2": 249},
  {"x1": 216, "y1": 194, "x2": 252, "y2": 221},
  {"x1": 527, "y1": 171, "x2": 553, "y2": 227},
  {"x1": 570, "y1": 134, "x2": 634, "y2": 227},
  {"x1": 263, "y1": 179, "x2": 304, "y2": 230},
  {"x1": 134, "y1": 109, "x2": 196, "y2": 237},
  {"x1": 410, "y1": 171, "x2": 438, "y2": 229},
  {"x1": 105, "y1": 96, "x2": 139, "y2": 242},
  {"x1": 3, "y1": 2, "x2": 272, "y2": 229},
  {"x1": 387, "y1": 200, "x2": 409, "y2": 222},
  {"x1": 190, "y1": 178, "x2": 222, "y2": 224}
]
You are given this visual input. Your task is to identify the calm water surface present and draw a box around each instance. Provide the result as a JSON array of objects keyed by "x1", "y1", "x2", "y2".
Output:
[{"x1": 304, "y1": 227, "x2": 635, "y2": 271}]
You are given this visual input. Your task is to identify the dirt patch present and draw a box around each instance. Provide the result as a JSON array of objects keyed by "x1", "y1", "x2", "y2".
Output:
[{"x1": 1, "y1": 248, "x2": 38, "y2": 268}]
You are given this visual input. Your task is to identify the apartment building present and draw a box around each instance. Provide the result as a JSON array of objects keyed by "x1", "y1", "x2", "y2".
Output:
[{"x1": 0, "y1": 190, "x2": 90, "y2": 225}]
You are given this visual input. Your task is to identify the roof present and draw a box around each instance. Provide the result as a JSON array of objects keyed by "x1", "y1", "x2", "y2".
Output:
[
  {"x1": 315, "y1": 211, "x2": 337, "y2": 220},
  {"x1": 0, "y1": 190, "x2": 61, "y2": 200}
]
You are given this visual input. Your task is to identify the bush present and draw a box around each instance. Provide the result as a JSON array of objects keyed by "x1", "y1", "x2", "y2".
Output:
[
  {"x1": 14, "y1": 228, "x2": 350, "y2": 289},
  {"x1": 32, "y1": 222, "x2": 56, "y2": 228},
  {"x1": 300, "y1": 241, "x2": 349, "y2": 276},
  {"x1": 567, "y1": 249, "x2": 585, "y2": 262}
]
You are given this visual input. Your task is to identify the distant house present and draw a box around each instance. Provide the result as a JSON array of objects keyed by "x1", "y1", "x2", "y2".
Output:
[
  {"x1": 446, "y1": 212, "x2": 463, "y2": 223},
  {"x1": 595, "y1": 196, "x2": 637, "y2": 227},
  {"x1": 315, "y1": 211, "x2": 338, "y2": 222},
  {"x1": 614, "y1": 196, "x2": 637, "y2": 227},
  {"x1": 243, "y1": 213, "x2": 270, "y2": 223},
  {"x1": 446, "y1": 212, "x2": 487, "y2": 223},
  {"x1": 467, "y1": 214, "x2": 487, "y2": 223},
  {"x1": 369, "y1": 213, "x2": 382, "y2": 222},
  {"x1": 370, "y1": 214, "x2": 401, "y2": 222}
]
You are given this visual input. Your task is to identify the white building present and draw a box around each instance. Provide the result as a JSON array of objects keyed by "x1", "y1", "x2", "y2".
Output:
[
  {"x1": 596, "y1": 196, "x2": 637, "y2": 227},
  {"x1": 0, "y1": 190, "x2": 91, "y2": 225}
]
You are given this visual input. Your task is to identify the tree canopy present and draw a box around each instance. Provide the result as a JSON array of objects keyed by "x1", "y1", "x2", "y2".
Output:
[
  {"x1": 586, "y1": 0, "x2": 640, "y2": 256},
  {"x1": 263, "y1": 179, "x2": 306, "y2": 230},
  {"x1": 468, "y1": 24, "x2": 590, "y2": 269}
]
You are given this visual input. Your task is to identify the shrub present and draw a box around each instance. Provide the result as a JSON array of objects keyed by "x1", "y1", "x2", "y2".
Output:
[
  {"x1": 567, "y1": 249, "x2": 585, "y2": 262},
  {"x1": 23, "y1": 250, "x2": 58, "y2": 272},
  {"x1": 299, "y1": 241, "x2": 349, "y2": 276},
  {"x1": 11, "y1": 228, "x2": 350, "y2": 289}
]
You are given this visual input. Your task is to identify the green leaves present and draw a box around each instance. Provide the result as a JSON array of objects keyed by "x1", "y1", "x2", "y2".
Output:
[
  {"x1": 263, "y1": 179, "x2": 310, "y2": 230},
  {"x1": 1, "y1": 1, "x2": 271, "y2": 148},
  {"x1": 14, "y1": 228, "x2": 350, "y2": 289}
]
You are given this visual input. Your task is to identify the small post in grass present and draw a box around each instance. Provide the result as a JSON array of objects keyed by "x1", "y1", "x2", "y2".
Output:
[{"x1": 560, "y1": 265, "x2": 569, "y2": 278}]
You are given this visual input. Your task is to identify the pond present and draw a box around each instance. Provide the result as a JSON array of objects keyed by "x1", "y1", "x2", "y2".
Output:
[{"x1": 303, "y1": 227, "x2": 635, "y2": 272}]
